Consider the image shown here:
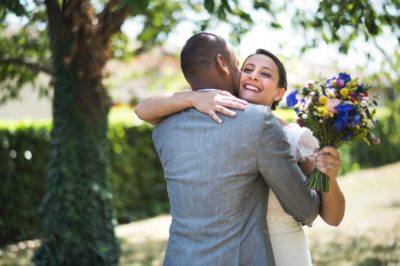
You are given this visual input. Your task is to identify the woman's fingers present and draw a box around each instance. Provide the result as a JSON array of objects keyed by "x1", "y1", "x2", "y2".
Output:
[
  {"x1": 219, "y1": 90, "x2": 233, "y2": 96},
  {"x1": 207, "y1": 110, "x2": 223, "y2": 124},
  {"x1": 319, "y1": 146, "x2": 340, "y2": 159},
  {"x1": 207, "y1": 106, "x2": 237, "y2": 123},
  {"x1": 315, "y1": 147, "x2": 341, "y2": 178},
  {"x1": 216, "y1": 100, "x2": 247, "y2": 110},
  {"x1": 194, "y1": 90, "x2": 248, "y2": 123},
  {"x1": 215, "y1": 95, "x2": 247, "y2": 109},
  {"x1": 215, "y1": 105, "x2": 237, "y2": 117},
  {"x1": 226, "y1": 96, "x2": 248, "y2": 105}
]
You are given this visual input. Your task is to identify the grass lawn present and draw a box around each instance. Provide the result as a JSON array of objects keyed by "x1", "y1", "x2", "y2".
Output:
[
  {"x1": 1, "y1": 162, "x2": 399, "y2": 265},
  {"x1": 304, "y1": 162, "x2": 400, "y2": 265}
]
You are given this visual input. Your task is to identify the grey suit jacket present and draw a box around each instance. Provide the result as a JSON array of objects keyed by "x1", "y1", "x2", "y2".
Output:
[{"x1": 152, "y1": 103, "x2": 320, "y2": 266}]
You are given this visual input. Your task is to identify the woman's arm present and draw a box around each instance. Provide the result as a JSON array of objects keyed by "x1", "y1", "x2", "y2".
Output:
[
  {"x1": 291, "y1": 129, "x2": 345, "y2": 226},
  {"x1": 134, "y1": 90, "x2": 247, "y2": 125},
  {"x1": 298, "y1": 159, "x2": 315, "y2": 177},
  {"x1": 315, "y1": 146, "x2": 346, "y2": 226}
]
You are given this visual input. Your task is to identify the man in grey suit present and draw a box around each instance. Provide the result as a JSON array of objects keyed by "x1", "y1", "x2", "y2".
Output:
[{"x1": 152, "y1": 32, "x2": 320, "y2": 265}]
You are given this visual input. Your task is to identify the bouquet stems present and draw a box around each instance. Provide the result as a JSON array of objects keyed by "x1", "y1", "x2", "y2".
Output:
[{"x1": 306, "y1": 170, "x2": 330, "y2": 192}]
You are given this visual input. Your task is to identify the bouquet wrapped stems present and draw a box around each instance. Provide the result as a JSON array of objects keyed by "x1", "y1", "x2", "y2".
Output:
[
  {"x1": 306, "y1": 170, "x2": 330, "y2": 192},
  {"x1": 306, "y1": 126, "x2": 344, "y2": 192}
]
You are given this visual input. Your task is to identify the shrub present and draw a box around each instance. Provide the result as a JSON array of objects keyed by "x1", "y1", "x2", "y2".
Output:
[
  {"x1": 0, "y1": 124, "x2": 50, "y2": 246},
  {"x1": 108, "y1": 124, "x2": 168, "y2": 223},
  {"x1": 0, "y1": 122, "x2": 167, "y2": 246},
  {"x1": 1, "y1": 107, "x2": 399, "y2": 246}
]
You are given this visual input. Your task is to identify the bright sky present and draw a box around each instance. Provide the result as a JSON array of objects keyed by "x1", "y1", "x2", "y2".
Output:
[
  {"x1": 121, "y1": 2, "x2": 397, "y2": 79},
  {"x1": 7, "y1": 0, "x2": 397, "y2": 78}
]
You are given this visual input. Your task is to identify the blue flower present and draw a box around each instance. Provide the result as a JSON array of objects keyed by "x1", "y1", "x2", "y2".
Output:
[
  {"x1": 349, "y1": 114, "x2": 361, "y2": 127},
  {"x1": 286, "y1": 90, "x2": 298, "y2": 107},
  {"x1": 334, "y1": 104, "x2": 356, "y2": 132},
  {"x1": 326, "y1": 77, "x2": 337, "y2": 88},
  {"x1": 338, "y1": 73, "x2": 351, "y2": 84},
  {"x1": 333, "y1": 104, "x2": 361, "y2": 137}
]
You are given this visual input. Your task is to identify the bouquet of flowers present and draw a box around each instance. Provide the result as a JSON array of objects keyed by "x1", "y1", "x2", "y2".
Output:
[{"x1": 286, "y1": 72, "x2": 379, "y2": 192}]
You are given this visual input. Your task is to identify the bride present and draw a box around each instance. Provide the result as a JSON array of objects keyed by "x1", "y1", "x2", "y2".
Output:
[{"x1": 135, "y1": 48, "x2": 345, "y2": 265}]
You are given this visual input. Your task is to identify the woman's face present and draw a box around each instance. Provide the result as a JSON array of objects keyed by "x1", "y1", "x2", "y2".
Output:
[{"x1": 239, "y1": 54, "x2": 285, "y2": 107}]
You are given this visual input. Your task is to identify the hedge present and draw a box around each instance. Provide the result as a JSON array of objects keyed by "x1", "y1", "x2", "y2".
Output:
[
  {"x1": 1, "y1": 109, "x2": 399, "y2": 246},
  {"x1": 0, "y1": 124, "x2": 50, "y2": 246},
  {"x1": 0, "y1": 122, "x2": 168, "y2": 246}
]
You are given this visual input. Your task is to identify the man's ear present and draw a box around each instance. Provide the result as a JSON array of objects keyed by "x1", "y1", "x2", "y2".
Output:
[{"x1": 216, "y1": 54, "x2": 229, "y2": 75}]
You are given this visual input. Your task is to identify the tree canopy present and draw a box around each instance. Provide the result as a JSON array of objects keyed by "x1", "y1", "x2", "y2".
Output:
[{"x1": 1, "y1": 0, "x2": 398, "y2": 105}]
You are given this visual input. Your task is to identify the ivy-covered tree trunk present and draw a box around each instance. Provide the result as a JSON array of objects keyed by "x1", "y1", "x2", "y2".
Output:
[{"x1": 33, "y1": 1, "x2": 128, "y2": 265}]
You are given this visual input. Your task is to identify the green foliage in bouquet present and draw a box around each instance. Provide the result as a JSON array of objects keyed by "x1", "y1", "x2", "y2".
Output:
[{"x1": 286, "y1": 73, "x2": 379, "y2": 191}]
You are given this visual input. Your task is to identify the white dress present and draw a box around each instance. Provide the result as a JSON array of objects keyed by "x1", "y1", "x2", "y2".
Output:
[{"x1": 267, "y1": 123, "x2": 319, "y2": 266}]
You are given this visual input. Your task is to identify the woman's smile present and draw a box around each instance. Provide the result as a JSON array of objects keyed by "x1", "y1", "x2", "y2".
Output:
[{"x1": 242, "y1": 83, "x2": 261, "y2": 93}]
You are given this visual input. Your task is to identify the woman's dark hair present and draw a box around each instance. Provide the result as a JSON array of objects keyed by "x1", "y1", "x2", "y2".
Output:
[{"x1": 242, "y1": 49, "x2": 287, "y2": 110}]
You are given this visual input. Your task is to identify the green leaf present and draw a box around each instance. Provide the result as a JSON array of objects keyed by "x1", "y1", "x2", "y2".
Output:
[
  {"x1": 57, "y1": 0, "x2": 63, "y2": 10},
  {"x1": 217, "y1": 4, "x2": 227, "y2": 20},
  {"x1": 270, "y1": 22, "x2": 282, "y2": 29},
  {"x1": 204, "y1": 0, "x2": 214, "y2": 13},
  {"x1": 0, "y1": 0, "x2": 28, "y2": 18},
  {"x1": 128, "y1": 0, "x2": 150, "y2": 16},
  {"x1": 253, "y1": 0, "x2": 271, "y2": 11},
  {"x1": 365, "y1": 13, "x2": 379, "y2": 35},
  {"x1": 221, "y1": 0, "x2": 232, "y2": 13}
]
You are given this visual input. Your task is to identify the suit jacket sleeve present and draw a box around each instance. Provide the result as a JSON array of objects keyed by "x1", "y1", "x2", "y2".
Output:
[{"x1": 257, "y1": 109, "x2": 320, "y2": 225}]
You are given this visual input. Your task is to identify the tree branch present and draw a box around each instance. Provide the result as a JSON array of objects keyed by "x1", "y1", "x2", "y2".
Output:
[
  {"x1": 45, "y1": 0, "x2": 69, "y2": 44},
  {"x1": 0, "y1": 58, "x2": 53, "y2": 75},
  {"x1": 63, "y1": 0, "x2": 84, "y2": 18},
  {"x1": 97, "y1": 0, "x2": 131, "y2": 38}
]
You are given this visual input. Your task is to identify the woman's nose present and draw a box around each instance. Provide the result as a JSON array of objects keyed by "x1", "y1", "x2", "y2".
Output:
[{"x1": 250, "y1": 72, "x2": 259, "y2": 80}]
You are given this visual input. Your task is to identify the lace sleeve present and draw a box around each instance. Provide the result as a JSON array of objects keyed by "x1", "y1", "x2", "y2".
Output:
[{"x1": 295, "y1": 128, "x2": 319, "y2": 162}]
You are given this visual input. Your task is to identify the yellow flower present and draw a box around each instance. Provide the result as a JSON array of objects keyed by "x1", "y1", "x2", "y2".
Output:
[
  {"x1": 340, "y1": 88, "x2": 349, "y2": 97},
  {"x1": 315, "y1": 105, "x2": 329, "y2": 117},
  {"x1": 294, "y1": 102, "x2": 302, "y2": 110},
  {"x1": 331, "y1": 79, "x2": 337, "y2": 87},
  {"x1": 347, "y1": 77, "x2": 359, "y2": 87},
  {"x1": 319, "y1": 95, "x2": 328, "y2": 105}
]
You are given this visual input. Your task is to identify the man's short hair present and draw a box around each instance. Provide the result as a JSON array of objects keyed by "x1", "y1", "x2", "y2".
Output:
[{"x1": 180, "y1": 32, "x2": 230, "y2": 80}]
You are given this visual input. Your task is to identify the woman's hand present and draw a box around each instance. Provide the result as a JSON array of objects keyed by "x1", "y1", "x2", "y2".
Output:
[
  {"x1": 315, "y1": 146, "x2": 345, "y2": 226},
  {"x1": 315, "y1": 146, "x2": 341, "y2": 178},
  {"x1": 134, "y1": 90, "x2": 247, "y2": 125},
  {"x1": 190, "y1": 90, "x2": 248, "y2": 123}
]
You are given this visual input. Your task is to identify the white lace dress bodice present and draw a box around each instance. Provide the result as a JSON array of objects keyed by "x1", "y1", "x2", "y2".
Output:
[{"x1": 267, "y1": 123, "x2": 319, "y2": 266}]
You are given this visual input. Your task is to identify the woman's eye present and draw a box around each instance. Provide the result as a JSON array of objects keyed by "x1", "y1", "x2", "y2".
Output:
[
  {"x1": 262, "y1": 72, "x2": 271, "y2": 77},
  {"x1": 243, "y1": 68, "x2": 253, "y2": 73}
]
